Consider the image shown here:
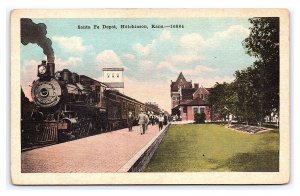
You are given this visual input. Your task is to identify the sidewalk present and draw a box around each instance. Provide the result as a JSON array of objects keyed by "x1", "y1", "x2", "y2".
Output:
[
  {"x1": 21, "y1": 124, "x2": 162, "y2": 173},
  {"x1": 171, "y1": 120, "x2": 194, "y2": 125}
]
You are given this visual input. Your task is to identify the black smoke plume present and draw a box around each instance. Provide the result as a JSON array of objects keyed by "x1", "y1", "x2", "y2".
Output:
[{"x1": 21, "y1": 18, "x2": 55, "y2": 62}]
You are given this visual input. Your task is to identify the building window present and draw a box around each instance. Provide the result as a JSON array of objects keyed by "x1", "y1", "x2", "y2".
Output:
[{"x1": 200, "y1": 107, "x2": 205, "y2": 113}]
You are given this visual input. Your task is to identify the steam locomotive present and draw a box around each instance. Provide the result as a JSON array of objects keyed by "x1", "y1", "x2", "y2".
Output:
[{"x1": 21, "y1": 61, "x2": 160, "y2": 147}]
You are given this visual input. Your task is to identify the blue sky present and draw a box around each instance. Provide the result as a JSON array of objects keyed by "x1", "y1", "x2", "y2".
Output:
[{"x1": 21, "y1": 17, "x2": 256, "y2": 112}]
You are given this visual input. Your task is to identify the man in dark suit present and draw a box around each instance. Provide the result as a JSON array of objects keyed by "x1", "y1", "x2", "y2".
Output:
[{"x1": 127, "y1": 111, "x2": 134, "y2": 132}]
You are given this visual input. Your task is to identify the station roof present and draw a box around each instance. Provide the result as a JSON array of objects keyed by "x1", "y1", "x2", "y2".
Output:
[
  {"x1": 178, "y1": 97, "x2": 210, "y2": 106},
  {"x1": 171, "y1": 72, "x2": 193, "y2": 92}
]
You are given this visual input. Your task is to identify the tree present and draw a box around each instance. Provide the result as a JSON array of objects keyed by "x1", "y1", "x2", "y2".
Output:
[
  {"x1": 209, "y1": 17, "x2": 279, "y2": 126},
  {"x1": 242, "y1": 17, "x2": 279, "y2": 115},
  {"x1": 233, "y1": 67, "x2": 261, "y2": 124},
  {"x1": 21, "y1": 87, "x2": 34, "y2": 120},
  {"x1": 208, "y1": 82, "x2": 235, "y2": 122},
  {"x1": 21, "y1": 87, "x2": 29, "y2": 104},
  {"x1": 194, "y1": 112, "x2": 206, "y2": 124}
]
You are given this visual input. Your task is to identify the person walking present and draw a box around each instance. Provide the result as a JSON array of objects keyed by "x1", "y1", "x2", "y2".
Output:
[
  {"x1": 163, "y1": 113, "x2": 168, "y2": 125},
  {"x1": 150, "y1": 115, "x2": 155, "y2": 125},
  {"x1": 138, "y1": 110, "x2": 146, "y2": 135},
  {"x1": 145, "y1": 114, "x2": 149, "y2": 131},
  {"x1": 158, "y1": 113, "x2": 164, "y2": 131},
  {"x1": 127, "y1": 111, "x2": 134, "y2": 132}
]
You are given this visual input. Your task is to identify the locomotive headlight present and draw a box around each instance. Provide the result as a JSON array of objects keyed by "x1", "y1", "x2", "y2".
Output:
[
  {"x1": 40, "y1": 88, "x2": 49, "y2": 98},
  {"x1": 38, "y1": 65, "x2": 47, "y2": 74}
]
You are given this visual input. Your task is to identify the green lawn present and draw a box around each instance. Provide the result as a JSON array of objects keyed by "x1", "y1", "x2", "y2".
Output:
[{"x1": 144, "y1": 124, "x2": 279, "y2": 172}]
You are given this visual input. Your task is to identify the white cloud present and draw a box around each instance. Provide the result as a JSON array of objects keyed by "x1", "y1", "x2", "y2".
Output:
[
  {"x1": 52, "y1": 36, "x2": 91, "y2": 53},
  {"x1": 156, "y1": 53, "x2": 202, "y2": 74},
  {"x1": 132, "y1": 40, "x2": 156, "y2": 57},
  {"x1": 132, "y1": 30, "x2": 172, "y2": 57},
  {"x1": 111, "y1": 24, "x2": 250, "y2": 110},
  {"x1": 158, "y1": 63, "x2": 219, "y2": 82},
  {"x1": 159, "y1": 30, "x2": 172, "y2": 41},
  {"x1": 180, "y1": 33, "x2": 206, "y2": 51},
  {"x1": 183, "y1": 64, "x2": 218, "y2": 76},
  {"x1": 190, "y1": 75, "x2": 235, "y2": 88},
  {"x1": 139, "y1": 60, "x2": 155, "y2": 69},
  {"x1": 213, "y1": 25, "x2": 249, "y2": 40},
  {"x1": 207, "y1": 25, "x2": 250, "y2": 46},
  {"x1": 21, "y1": 59, "x2": 40, "y2": 101},
  {"x1": 55, "y1": 56, "x2": 83, "y2": 70},
  {"x1": 157, "y1": 61, "x2": 179, "y2": 73},
  {"x1": 169, "y1": 53, "x2": 201, "y2": 64},
  {"x1": 95, "y1": 50, "x2": 124, "y2": 68},
  {"x1": 123, "y1": 76, "x2": 171, "y2": 112},
  {"x1": 122, "y1": 53, "x2": 136, "y2": 61},
  {"x1": 179, "y1": 25, "x2": 249, "y2": 51}
]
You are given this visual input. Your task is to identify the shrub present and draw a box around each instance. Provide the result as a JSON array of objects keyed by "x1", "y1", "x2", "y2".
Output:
[{"x1": 194, "y1": 112, "x2": 206, "y2": 124}]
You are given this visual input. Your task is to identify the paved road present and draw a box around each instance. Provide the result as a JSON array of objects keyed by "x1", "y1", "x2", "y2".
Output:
[{"x1": 21, "y1": 124, "x2": 161, "y2": 173}]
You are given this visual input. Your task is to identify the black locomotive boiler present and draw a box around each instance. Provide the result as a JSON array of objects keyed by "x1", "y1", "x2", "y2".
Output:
[{"x1": 21, "y1": 61, "x2": 160, "y2": 148}]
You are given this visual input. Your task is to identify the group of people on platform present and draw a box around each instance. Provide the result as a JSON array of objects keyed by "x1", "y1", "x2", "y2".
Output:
[{"x1": 127, "y1": 110, "x2": 168, "y2": 135}]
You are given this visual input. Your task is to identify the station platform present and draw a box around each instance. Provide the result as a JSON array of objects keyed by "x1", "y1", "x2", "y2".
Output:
[{"x1": 21, "y1": 124, "x2": 162, "y2": 173}]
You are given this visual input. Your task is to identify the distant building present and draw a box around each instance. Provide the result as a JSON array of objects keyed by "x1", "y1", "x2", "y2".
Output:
[
  {"x1": 102, "y1": 68, "x2": 124, "y2": 93},
  {"x1": 170, "y1": 72, "x2": 213, "y2": 122}
]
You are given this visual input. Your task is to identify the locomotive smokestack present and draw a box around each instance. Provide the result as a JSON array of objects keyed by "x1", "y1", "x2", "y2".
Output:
[
  {"x1": 21, "y1": 18, "x2": 55, "y2": 62},
  {"x1": 47, "y1": 62, "x2": 55, "y2": 77}
]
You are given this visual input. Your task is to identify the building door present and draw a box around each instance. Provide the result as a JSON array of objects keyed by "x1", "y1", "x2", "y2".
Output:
[{"x1": 193, "y1": 107, "x2": 199, "y2": 115}]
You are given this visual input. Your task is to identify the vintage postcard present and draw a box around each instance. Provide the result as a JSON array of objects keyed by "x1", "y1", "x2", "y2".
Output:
[{"x1": 11, "y1": 9, "x2": 290, "y2": 184}]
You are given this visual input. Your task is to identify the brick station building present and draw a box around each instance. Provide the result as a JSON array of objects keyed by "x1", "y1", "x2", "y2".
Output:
[{"x1": 170, "y1": 72, "x2": 214, "y2": 122}]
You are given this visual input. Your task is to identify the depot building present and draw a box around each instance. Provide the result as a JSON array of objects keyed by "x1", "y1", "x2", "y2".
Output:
[{"x1": 170, "y1": 72, "x2": 220, "y2": 122}]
